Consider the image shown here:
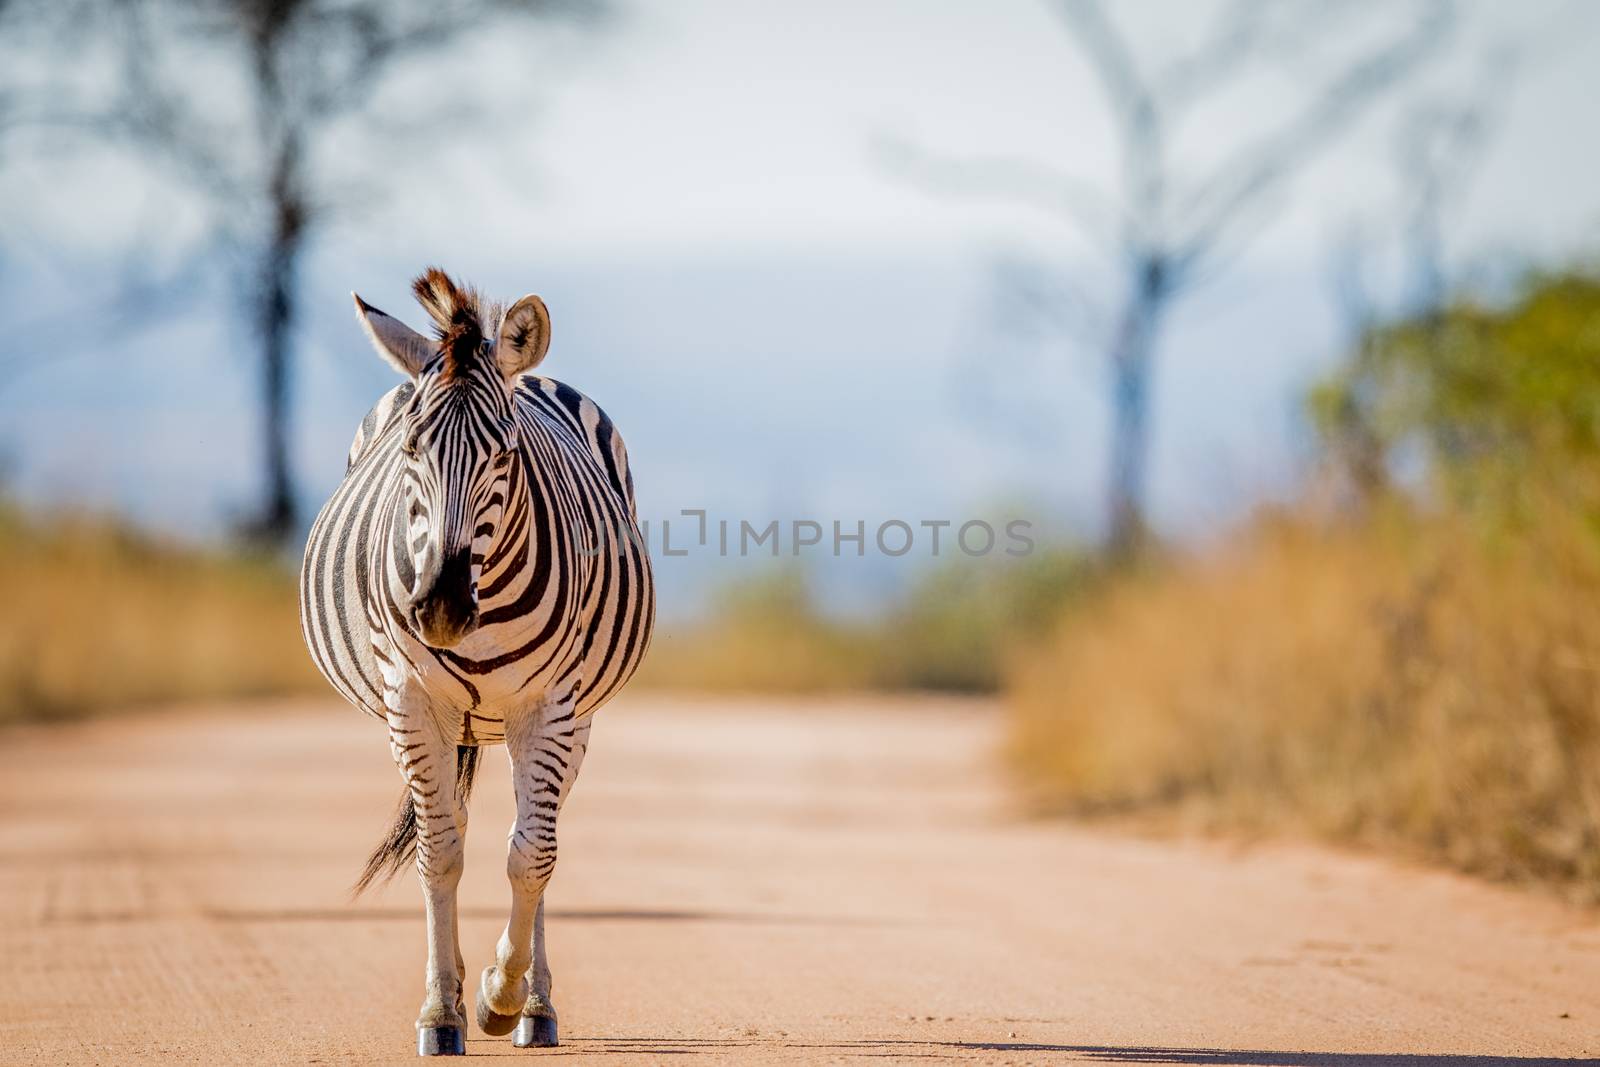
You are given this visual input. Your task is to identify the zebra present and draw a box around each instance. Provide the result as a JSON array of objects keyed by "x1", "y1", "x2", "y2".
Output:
[{"x1": 299, "y1": 268, "x2": 654, "y2": 1056}]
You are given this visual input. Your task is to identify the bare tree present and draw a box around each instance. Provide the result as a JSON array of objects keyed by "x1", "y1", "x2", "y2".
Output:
[
  {"x1": 5, "y1": 0, "x2": 605, "y2": 545},
  {"x1": 890, "y1": 0, "x2": 1454, "y2": 556}
]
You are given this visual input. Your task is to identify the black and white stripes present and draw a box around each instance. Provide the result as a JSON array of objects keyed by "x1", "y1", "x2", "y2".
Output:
[
  {"x1": 299, "y1": 274, "x2": 653, "y2": 743},
  {"x1": 297, "y1": 269, "x2": 653, "y2": 1052}
]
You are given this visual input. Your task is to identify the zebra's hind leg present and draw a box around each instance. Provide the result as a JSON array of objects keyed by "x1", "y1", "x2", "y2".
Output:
[
  {"x1": 476, "y1": 705, "x2": 591, "y2": 1045},
  {"x1": 387, "y1": 690, "x2": 469, "y2": 1056}
]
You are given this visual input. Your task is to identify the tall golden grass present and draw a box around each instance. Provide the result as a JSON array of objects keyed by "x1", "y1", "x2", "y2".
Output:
[
  {"x1": 0, "y1": 504, "x2": 320, "y2": 723},
  {"x1": 1008, "y1": 499, "x2": 1600, "y2": 896}
]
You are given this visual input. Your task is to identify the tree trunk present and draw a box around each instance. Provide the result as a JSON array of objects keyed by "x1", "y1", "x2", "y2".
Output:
[
  {"x1": 242, "y1": 137, "x2": 305, "y2": 547},
  {"x1": 1105, "y1": 264, "x2": 1166, "y2": 560}
]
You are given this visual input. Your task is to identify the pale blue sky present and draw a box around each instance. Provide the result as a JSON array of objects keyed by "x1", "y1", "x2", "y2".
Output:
[{"x1": 3, "y1": 0, "x2": 1598, "y2": 612}]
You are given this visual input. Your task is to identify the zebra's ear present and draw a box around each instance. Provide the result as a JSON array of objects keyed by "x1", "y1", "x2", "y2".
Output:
[
  {"x1": 354, "y1": 292, "x2": 433, "y2": 378},
  {"x1": 496, "y1": 294, "x2": 550, "y2": 378}
]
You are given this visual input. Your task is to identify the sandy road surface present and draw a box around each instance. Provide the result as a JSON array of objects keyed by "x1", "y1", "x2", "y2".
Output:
[{"x1": 3, "y1": 695, "x2": 1600, "y2": 1066}]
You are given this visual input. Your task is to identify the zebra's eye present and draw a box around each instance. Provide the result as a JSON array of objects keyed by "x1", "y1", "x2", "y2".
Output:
[{"x1": 401, "y1": 433, "x2": 420, "y2": 459}]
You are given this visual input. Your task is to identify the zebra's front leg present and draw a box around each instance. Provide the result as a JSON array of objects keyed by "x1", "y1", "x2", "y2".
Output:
[
  {"x1": 476, "y1": 706, "x2": 591, "y2": 1046},
  {"x1": 388, "y1": 689, "x2": 469, "y2": 1056},
  {"x1": 513, "y1": 897, "x2": 558, "y2": 1048},
  {"x1": 515, "y1": 718, "x2": 590, "y2": 1048},
  {"x1": 514, "y1": 714, "x2": 585, "y2": 1049}
]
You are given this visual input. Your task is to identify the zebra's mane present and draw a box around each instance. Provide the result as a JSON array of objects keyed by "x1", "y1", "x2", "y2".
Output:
[{"x1": 411, "y1": 267, "x2": 505, "y2": 382}]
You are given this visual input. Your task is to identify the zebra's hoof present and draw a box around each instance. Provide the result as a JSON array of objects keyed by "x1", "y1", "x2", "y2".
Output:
[
  {"x1": 476, "y1": 965, "x2": 526, "y2": 1036},
  {"x1": 475, "y1": 993, "x2": 520, "y2": 1037},
  {"x1": 513, "y1": 1014, "x2": 559, "y2": 1048},
  {"x1": 418, "y1": 1025, "x2": 466, "y2": 1056}
]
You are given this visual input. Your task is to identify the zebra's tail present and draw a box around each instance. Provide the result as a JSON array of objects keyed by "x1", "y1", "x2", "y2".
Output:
[{"x1": 353, "y1": 745, "x2": 481, "y2": 896}]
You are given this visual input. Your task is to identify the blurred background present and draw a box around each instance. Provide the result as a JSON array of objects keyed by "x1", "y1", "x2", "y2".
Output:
[{"x1": 5, "y1": 0, "x2": 1600, "y2": 894}]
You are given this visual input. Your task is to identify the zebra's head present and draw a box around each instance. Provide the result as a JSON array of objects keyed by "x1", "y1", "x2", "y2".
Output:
[{"x1": 352, "y1": 268, "x2": 551, "y2": 648}]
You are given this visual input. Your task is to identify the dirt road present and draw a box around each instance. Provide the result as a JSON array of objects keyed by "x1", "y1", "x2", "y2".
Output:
[{"x1": 3, "y1": 695, "x2": 1599, "y2": 1065}]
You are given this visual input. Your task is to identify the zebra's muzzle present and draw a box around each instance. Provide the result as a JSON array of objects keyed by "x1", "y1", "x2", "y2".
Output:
[{"x1": 408, "y1": 547, "x2": 480, "y2": 648}]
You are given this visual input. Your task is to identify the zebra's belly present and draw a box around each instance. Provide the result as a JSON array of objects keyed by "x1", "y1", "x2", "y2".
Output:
[
  {"x1": 389, "y1": 626, "x2": 594, "y2": 745},
  {"x1": 301, "y1": 563, "x2": 390, "y2": 722}
]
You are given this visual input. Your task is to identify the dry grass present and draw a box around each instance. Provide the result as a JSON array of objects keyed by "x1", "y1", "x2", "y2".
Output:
[
  {"x1": 1008, "y1": 501, "x2": 1600, "y2": 897},
  {"x1": 0, "y1": 505, "x2": 320, "y2": 723},
  {"x1": 633, "y1": 570, "x2": 883, "y2": 693},
  {"x1": 635, "y1": 552, "x2": 1092, "y2": 694}
]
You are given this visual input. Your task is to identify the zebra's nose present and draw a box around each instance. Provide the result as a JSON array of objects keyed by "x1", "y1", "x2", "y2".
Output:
[{"x1": 409, "y1": 548, "x2": 479, "y2": 648}]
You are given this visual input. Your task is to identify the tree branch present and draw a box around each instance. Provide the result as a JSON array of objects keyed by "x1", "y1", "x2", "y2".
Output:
[
  {"x1": 874, "y1": 133, "x2": 1122, "y2": 253},
  {"x1": 1050, "y1": 0, "x2": 1151, "y2": 120},
  {"x1": 1052, "y1": 0, "x2": 1165, "y2": 251},
  {"x1": 1153, "y1": 0, "x2": 1270, "y2": 105},
  {"x1": 1172, "y1": 0, "x2": 1455, "y2": 276}
]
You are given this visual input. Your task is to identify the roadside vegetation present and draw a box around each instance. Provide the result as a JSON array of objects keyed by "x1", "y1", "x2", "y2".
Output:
[
  {"x1": 1010, "y1": 268, "x2": 1600, "y2": 897},
  {"x1": 0, "y1": 498, "x2": 1091, "y2": 722},
  {"x1": 636, "y1": 549, "x2": 1094, "y2": 694},
  {"x1": 0, "y1": 504, "x2": 319, "y2": 724}
]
